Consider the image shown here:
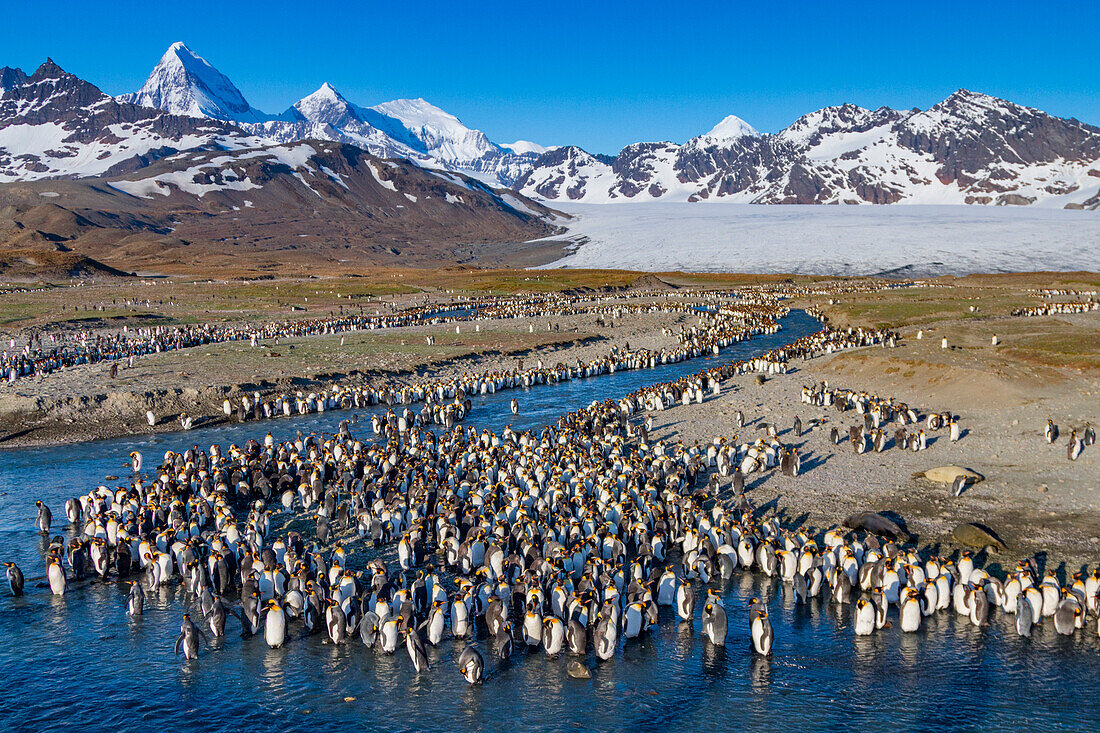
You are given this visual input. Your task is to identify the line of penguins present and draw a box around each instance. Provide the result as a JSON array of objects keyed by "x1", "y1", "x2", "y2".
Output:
[
  {"x1": 1045, "y1": 419, "x2": 1094, "y2": 462},
  {"x1": 2, "y1": 286, "x2": 781, "y2": 384},
  {"x1": 149, "y1": 301, "x2": 785, "y2": 437},
  {"x1": 1011, "y1": 300, "x2": 1099, "y2": 317},
  {"x1": 9, "y1": 321, "x2": 901, "y2": 684}
]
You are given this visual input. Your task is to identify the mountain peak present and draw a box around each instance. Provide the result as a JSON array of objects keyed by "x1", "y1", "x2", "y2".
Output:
[
  {"x1": 31, "y1": 58, "x2": 69, "y2": 81},
  {"x1": 372, "y1": 98, "x2": 464, "y2": 130},
  {"x1": 293, "y1": 82, "x2": 361, "y2": 126},
  {"x1": 122, "y1": 42, "x2": 270, "y2": 123},
  {"x1": 704, "y1": 114, "x2": 759, "y2": 141},
  {"x1": 0, "y1": 66, "x2": 28, "y2": 90},
  {"x1": 369, "y1": 97, "x2": 497, "y2": 164},
  {"x1": 502, "y1": 140, "x2": 551, "y2": 156}
]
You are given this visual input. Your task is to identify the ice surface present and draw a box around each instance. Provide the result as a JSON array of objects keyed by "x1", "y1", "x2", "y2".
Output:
[{"x1": 539, "y1": 203, "x2": 1100, "y2": 275}]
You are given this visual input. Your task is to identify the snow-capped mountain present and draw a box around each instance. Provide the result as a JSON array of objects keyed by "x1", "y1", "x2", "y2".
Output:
[
  {"x1": 516, "y1": 91, "x2": 1100, "y2": 208},
  {"x1": 4, "y1": 43, "x2": 1099, "y2": 209},
  {"x1": 119, "y1": 42, "x2": 275, "y2": 124},
  {"x1": 701, "y1": 114, "x2": 760, "y2": 142},
  {"x1": 116, "y1": 44, "x2": 550, "y2": 187},
  {"x1": 0, "y1": 59, "x2": 253, "y2": 183},
  {"x1": 248, "y1": 82, "x2": 413, "y2": 161}
]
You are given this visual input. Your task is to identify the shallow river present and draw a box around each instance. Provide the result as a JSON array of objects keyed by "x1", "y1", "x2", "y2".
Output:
[{"x1": 2, "y1": 310, "x2": 1098, "y2": 732}]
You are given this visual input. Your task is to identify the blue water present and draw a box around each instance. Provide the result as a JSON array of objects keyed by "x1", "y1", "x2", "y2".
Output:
[{"x1": 2, "y1": 310, "x2": 1099, "y2": 732}]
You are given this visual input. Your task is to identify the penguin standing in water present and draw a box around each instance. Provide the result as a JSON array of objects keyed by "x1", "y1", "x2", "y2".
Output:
[
  {"x1": 543, "y1": 616, "x2": 566, "y2": 655},
  {"x1": 594, "y1": 613, "x2": 617, "y2": 661},
  {"x1": 702, "y1": 601, "x2": 727, "y2": 646},
  {"x1": 900, "y1": 589, "x2": 923, "y2": 632},
  {"x1": 623, "y1": 602, "x2": 647, "y2": 639},
  {"x1": 207, "y1": 597, "x2": 231, "y2": 638},
  {"x1": 4, "y1": 562, "x2": 24, "y2": 597},
  {"x1": 854, "y1": 598, "x2": 875, "y2": 636},
  {"x1": 495, "y1": 621, "x2": 514, "y2": 661},
  {"x1": 566, "y1": 618, "x2": 586, "y2": 655},
  {"x1": 750, "y1": 607, "x2": 773, "y2": 655},
  {"x1": 262, "y1": 600, "x2": 288, "y2": 648},
  {"x1": 46, "y1": 556, "x2": 66, "y2": 596},
  {"x1": 1015, "y1": 591, "x2": 1034, "y2": 637},
  {"x1": 424, "y1": 601, "x2": 446, "y2": 646},
  {"x1": 130, "y1": 451, "x2": 142, "y2": 474},
  {"x1": 405, "y1": 627, "x2": 430, "y2": 673},
  {"x1": 174, "y1": 614, "x2": 207, "y2": 660},
  {"x1": 359, "y1": 611, "x2": 380, "y2": 648},
  {"x1": 457, "y1": 645, "x2": 484, "y2": 684},
  {"x1": 522, "y1": 601, "x2": 543, "y2": 648},
  {"x1": 379, "y1": 618, "x2": 401, "y2": 654},
  {"x1": 127, "y1": 582, "x2": 145, "y2": 616},
  {"x1": 510, "y1": 398, "x2": 519, "y2": 415},
  {"x1": 676, "y1": 581, "x2": 695, "y2": 622},
  {"x1": 34, "y1": 501, "x2": 51, "y2": 534}
]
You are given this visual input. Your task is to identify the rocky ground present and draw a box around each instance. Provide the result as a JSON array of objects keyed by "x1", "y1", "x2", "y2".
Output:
[{"x1": 647, "y1": 333, "x2": 1100, "y2": 575}]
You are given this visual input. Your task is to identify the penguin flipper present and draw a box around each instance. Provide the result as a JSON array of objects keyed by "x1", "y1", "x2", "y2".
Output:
[{"x1": 173, "y1": 633, "x2": 184, "y2": 656}]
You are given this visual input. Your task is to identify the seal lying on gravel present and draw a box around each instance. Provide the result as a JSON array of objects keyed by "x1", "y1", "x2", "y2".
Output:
[
  {"x1": 953, "y1": 523, "x2": 1007, "y2": 552},
  {"x1": 843, "y1": 511, "x2": 911, "y2": 541},
  {"x1": 919, "y1": 466, "x2": 984, "y2": 484}
]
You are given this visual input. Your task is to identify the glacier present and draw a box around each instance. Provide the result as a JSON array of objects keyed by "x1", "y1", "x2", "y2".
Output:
[{"x1": 539, "y1": 203, "x2": 1100, "y2": 275}]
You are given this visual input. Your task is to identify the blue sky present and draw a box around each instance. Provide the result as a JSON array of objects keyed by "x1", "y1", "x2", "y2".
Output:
[{"x1": 2, "y1": 0, "x2": 1095, "y2": 154}]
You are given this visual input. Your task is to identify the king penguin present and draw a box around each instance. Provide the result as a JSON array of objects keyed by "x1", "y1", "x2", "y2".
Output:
[
  {"x1": 4, "y1": 562, "x2": 24, "y2": 597},
  {"x1": 457, "y1": 644, "x2": 484, "y2": 684}
]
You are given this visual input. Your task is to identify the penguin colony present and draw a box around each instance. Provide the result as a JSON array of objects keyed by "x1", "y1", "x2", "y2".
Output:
[
  {"x1": 804, "y1": 383, "x2": 962, "y2": 455},
  {"x1": 144, "y1": 296, "x2": 787, "y2": 431},
  {"x1": 2, "y1": 288, "x2": 760, "y2": 383},
  {"x1": 8, "y1": 318, "x2": 908, "y2": 684}
]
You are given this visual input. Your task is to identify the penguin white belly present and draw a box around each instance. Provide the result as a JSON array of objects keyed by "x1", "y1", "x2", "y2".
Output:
[
  {"x1": 900, "y1": 600, "x2": 922, "y2": 632},
  {"x1": 427, "y1": 612, "x2": 445, "y2": 645},
  {"x1": 47, "y1": 562, "x2": 66, "y2": 596},
  {"x1": 751, "y1": 616, "x2": 772, "y2": 655},
  {"x1": 264, "y1": 611, "x2": 286, "y2": 648},
  {"x1": 854, "y1": 604, "x2": 875, "y2": 636}
]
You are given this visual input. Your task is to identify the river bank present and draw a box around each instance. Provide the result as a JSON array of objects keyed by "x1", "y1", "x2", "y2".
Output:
[{"x1": 0, "y1": 309, "x2": 689, "y2": 447}]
